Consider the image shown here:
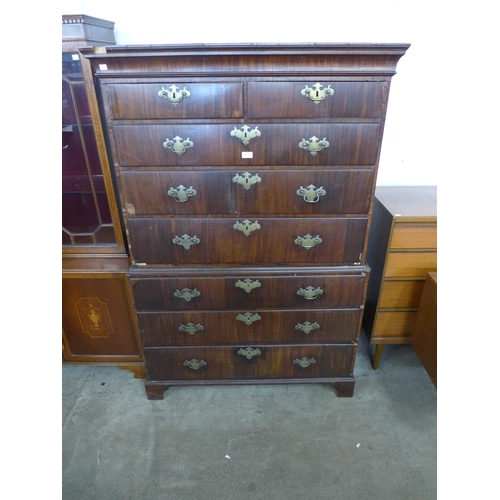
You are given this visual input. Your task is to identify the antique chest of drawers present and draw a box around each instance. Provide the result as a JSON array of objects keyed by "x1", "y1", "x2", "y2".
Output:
[{"x1": 81, "y1": 43, "x2": 409, "y2": 399}]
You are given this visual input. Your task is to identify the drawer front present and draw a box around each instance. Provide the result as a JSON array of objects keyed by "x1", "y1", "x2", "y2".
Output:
[
  {"x1": 378, "y1": 279, "x2": 425, "y2": 309},
  {"x1": 139, "y1": 308, "x2": 362, "y2": 346},
  {"x1": 373, "y1": 310, "x2": 417, "y2": 341},
  {"x1": 112, "y1": 123, "x2": 381, "y2": 167},
  {"x1": 391, "y1": 225, "x2": 437, "y2": 250},
  {"x1": 120, "y1": 169, "x2": 374, "y2": 216},
  {"x1": 127, "y1": 217, "x2": 367, "y2": 265},
  {"x1": 131, "y1": 274, "x2": 367, "y2": 311},
  {"x1": 144, "y1": 345, "x2": 355, "y2": 381},
  {"x1": 106, "y1": 82, "x2": 244, "y2": 119},
  {"x1": 384, "y1": 251, "x2": 437, "y2": 278},
  {"x1": 247, "y1": 81, "x2": 387, "y2": 118}
]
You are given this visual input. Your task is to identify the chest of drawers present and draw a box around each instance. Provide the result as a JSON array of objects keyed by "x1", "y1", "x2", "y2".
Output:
[{"x1": 81, "y1": 43, "x2": 409, "y2": 399}]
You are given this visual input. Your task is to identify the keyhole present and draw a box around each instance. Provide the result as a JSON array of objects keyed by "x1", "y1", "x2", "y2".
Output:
[
  {"x1": 173, "y1": 92, "x2": 176, "y2": 98},
  {"x1": 316, "y1": 90, "x2": 319, "y2": 97}
]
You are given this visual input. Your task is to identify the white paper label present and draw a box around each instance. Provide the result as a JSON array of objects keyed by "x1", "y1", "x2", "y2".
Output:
[
  {"x1": 72, "y1": 54, "x2": 79, "y2": 61},
  {"x1": 99, "y1": 64, "x2": 108, "y2": 71},
  {"x1": 241, "y1": 152, "x2": 253, "y2": 159}
]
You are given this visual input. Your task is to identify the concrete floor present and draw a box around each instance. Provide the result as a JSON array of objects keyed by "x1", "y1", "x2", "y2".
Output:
[{"x1": 62, "y1": 333, "x2": 437, "y2": 499}]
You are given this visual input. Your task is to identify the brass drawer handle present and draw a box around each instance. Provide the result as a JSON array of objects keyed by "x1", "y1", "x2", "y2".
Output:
[
  {"x1": 238, "y1": 347, "x2": 262, "y2": 360},
  {"x1": 183, "y1": 359, "x2": 207, "y2": 370},
  {"x1": 293, "y1": 357, "x2": 317, "y2": 368},
  {"x1": 236, "y1": 312, "x2": 261, "y2": 325},
  {"x1": 174, "y1": 288, "x2": 201, "y2": 302},
  {"x1": 168, "y1": 185, "x2": 197, "y2": 202},
  {"x1": 179, "y1": 323, "x2": 204, "y2": 335},
  {"x1": 173, "y1": 234, "x2": 200, "y2": 250},
  {"x1": 296, "y1": 184, "x2": 326, "y2": 203},
  {"x1": 300, "y1": 83, "x2": 334, "y2": 104},
  {"x1": 158, "y1": 85, "x2": 191, "y2": 105},
  {"x1": 294, "y1": 234, "x2": 323, "y2": 250},
  {"x1": 233, "y1": 172, "x2": 261, "y2": 190},
  {"x1": 235, "y1": 279, "x2": 261, "y2": 293},
  {"x1": 295, "y1": 321, "x2": 320, "y2": 334},
  {"x1": 298, "y1": 136, "x2": 329, "y2": 156},
  {"x1": 163, "y1": 136, "x2": 194, "y2": 156},
  {"x1": 233, "y1": 220, "x2": 261, "y2": 236},
  {"x1": 230, "y1": 125, "x2": 261, "y2": 145},
  {"x1": 297, "y1": 286, "x2": 324, "y2": 300}
]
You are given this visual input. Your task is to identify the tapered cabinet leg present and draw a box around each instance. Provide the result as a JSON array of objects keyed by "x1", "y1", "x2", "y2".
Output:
[
  {"x1": 331, "y1": 380, "x2": 355, "y2": 397},
  {"x1": 373, "y1": 344, "x2": 384, "y2": 370},
  {"x1": 145, "y1": 382, "x2": 169, "y2": 400}
]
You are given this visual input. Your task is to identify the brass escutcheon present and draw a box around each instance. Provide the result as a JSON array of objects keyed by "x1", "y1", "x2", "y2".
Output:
[
  {"x1": 174, "y1": 288, "x2": 201, "y2": 302},
  {"x1": 183, "y1": 359, "x2": 207, "y2": 370},
  {"x1": 168, "y1": 185, "x2": 197, "y2": 202},
  {"x1": 236, "y1": 312, "x2": 261, "y2": 325},
  {"x1": 172, "y1": 234, "x2": 200, "y2": 250},
  {"x1": 238, "y1": 347, "x2": 262, "y2": 360},
  {"x1": 233, "y1": 220, "x2": 261, "y2": 236},
  {"x1": 296, "y1": 184, "x2": 326, "y2": 203},
  {"x1": 301, "y1": 83, "x2": 334, "y2": 104},
  {"x1": 235, "y1": 279, "x2": 262, "y2": 293},
  {"x1": 297, "y1": 286, "x2": 324, "y2": 300},
  {"x1": 298, "y1": 136, "x2": 330, "y2": 156},
  {"x1": 163, "y1": 136, "x2": 194, "y2": 156},
  {"x1": 233, "y1": 172, "x2": 261, "y2": 190},
  {"x1": 230, "y1": 125, "x2": 261, "y2": 145},
  {"x1": 294, "y1": 234, "x2": 323, "y2": 250},
  {"x1": 179, "y1": 323, "x2": 204, "y2": 335},
  {"x1": 158, "y1": 84, "x2": 191, "y2": 105},
  {"x1": 295, "y1": 321, "x2": 320, "y2": 334},
  {"x1": 293, "y1": 357, "x2": 316, "y2": 368}
]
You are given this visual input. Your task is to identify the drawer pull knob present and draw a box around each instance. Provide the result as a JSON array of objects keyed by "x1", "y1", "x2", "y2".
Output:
[
  {"x1": 236, "y1": 312, "x2": 261, "y2": 325},
  {"x1": 183, "y1": 359, "x2": 207, "y2": 370},
  {"x1": 298, "y1": 136, "x2": 330, "y2": 156},
  {"x1": 168, "y1": 185, "x2": 197, "y2": 202},
  {"x1": 301, "y1": 83, "x2": 334, "y2": 104},
  {"x1": 233, "y1": 220, "x2": 261, "y2": 236},
  {"x1": 173, "y1": 234, "x2": 200, "y2": 250},
  {"x1": 230, "y1": 125, "x2": 261, "y2": 145},
  {"x1": 179, "y1": 323, "x2": 204, "y2": 335},
  {"x1": 295, "y1": 321, "x2": 320, "y2": 334},
  {"x1": 163, "y1": 136, "x2": 194, "y2": 156},
  {"x1": 233, "y1": 172, "x2": 261, "y2": 190},
  {"x1": 296, "y1": 184, "x2": 326, "y2": 203},
  {"x1": 174, "y1": 288, "x2": 201, "y2": 302},
  {"x1": 158, "y1": 84, "x2": 191, "y2": 105},
  {"x1": 294, "y1": 234, "x2": 323, "y2": 250},
  {"x1": 297, "y1": 286, "x2": 324, "y2": 300},
  {"x1": 238, "y1": 347, "x2": 262, "y2": 360},
  {"x1": 235, "y1": 279, "x2": 262, "y2": 293},
  {"x1": 293, "y1": 357, "x2": 317, "y2": 368}
]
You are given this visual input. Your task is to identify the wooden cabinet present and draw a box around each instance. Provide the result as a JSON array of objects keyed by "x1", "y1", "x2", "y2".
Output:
[
  {"x1": 362, "y1": 186, "x2": 437, "y2": 369},
  {"x1": 81, "y1": 43, "x2": 409, "y2": 398}
]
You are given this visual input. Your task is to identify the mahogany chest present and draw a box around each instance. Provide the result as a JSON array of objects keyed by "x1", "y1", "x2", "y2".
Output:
[{"x1": 81, "y1": 43, "x2": 409, "y2": 399}]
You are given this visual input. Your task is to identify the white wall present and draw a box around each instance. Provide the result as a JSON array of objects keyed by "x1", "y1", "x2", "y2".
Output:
[{"x1": 62, "y1": 0, "x2": 459, "y2": 186}]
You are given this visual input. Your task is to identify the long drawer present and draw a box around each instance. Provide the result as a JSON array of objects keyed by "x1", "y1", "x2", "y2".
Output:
[
  {"x1": 131, "y1": 272, "x2": 367, "y2": 311},
  {"x1": 127, "y1": 217, "x2": 367, "y2": 266},
  {"x1": 139, "y1": 308, "x2": 362, "y2": 346},
  {"x1": 112, "y1": 123, "x2": 381, "y2": 167},
  {"x1": 144, "y1": 345, "x2": 355, "y2": 381},
  {"x1": 120, "y1": 169, "x2": 375, "y2": 216}
]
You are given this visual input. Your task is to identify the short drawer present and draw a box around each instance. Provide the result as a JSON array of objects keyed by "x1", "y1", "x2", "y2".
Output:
[
  {"x1": 378, "y1": 279, "x2": 425, "y2": 309},
  {"x1": 127, "y1": 217, "x2": 367, "y2": 266},
  {"x1": 112, "y1": 123, "x2": 381, "y2": 167},
  {"x1": 131, "y1": 273, "x2": 367, "y2": 311},
  {"x1": 105, "y1": 82, "x2": 244, "y2": 119},
  {"x1": 247, "y1": 81, "x2": 388, "y2": 119},
  {"x1": 144, "y1": 344, "x2": 355, "y2": 381},
  {"x1": 372, "y1": 310, "x2": 417, "y2": 341},
  {"x1": 390, "y1": 224, "x2": 437, "y2": 249},
  {"x1": 384, "y1": 251, "x2": 437, "y2": 278},
  {"x1": 120, "y1": 169, "x2": 374, "y2": 216},
  {"x1": 138, "y1": 308, "x2": 362, "y2": 346}
]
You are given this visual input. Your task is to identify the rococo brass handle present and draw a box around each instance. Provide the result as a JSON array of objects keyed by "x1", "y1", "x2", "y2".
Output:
[
  {"x1": 168, "y1": 185, "x2": 197, "y2": 202},
  {"x1": 174, "y1": 288, "x2": 201, "y2": 302},
  {"x1": 173, "y1": 234, "x2": 200, "y2": 250},
  {"x1": 183, "y1": 359, "x2": 207, "y2": 370},
  {"x1": 235, "y1": 279, "x2": 262, "y2": 293},
  {"x1": 296, "y1": 184, "x2": 326, "y2": 203},
  {"x1": 298, "y1": 136, "x2": 329, "y2": 156},
  {"x1": 233, "y1": 172, "x2": 261, "y2": 190},
  {"x1": 238, "y1": 347, "x2": 262, "y2": 360},
  {"x1": 236, "y1": 312, "x2": 261, "y2": 325},
  {"x1": 294, "y1": 234, "x2": 323, "y2": 250},
  {"x1": 297, "y1": 286, "x2": 324, "y2": 300},
  {"x1": 158, "y1": 84, "x2": 191, "y2": 105},
  {"x1": 230, "y1": 125, "x2": 261, "y2": 145},
  {"x1": 293, "y1": 357, "x2": 317, "y2": 368},
  {"x1": 163, "y1": 136, "x2": 194, "y2": 156},
  {"x1": 295, "y1": 321, "x2": 320, "y2": 334},
  {"x1": 233, "y1": 220, "x2": 261, "y2": 236},
  {"x1": 179, "y1": 323, "x2": 204, "y2": 335},
  {"x1": 300, "y1": 83, "x2": 334, "y2": 104}
]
